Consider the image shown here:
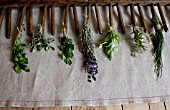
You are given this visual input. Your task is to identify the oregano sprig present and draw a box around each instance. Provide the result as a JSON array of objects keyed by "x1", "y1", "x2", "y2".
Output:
[
  {"x1": 99, "y1": 23, "x2": 121, "y2": 60},
  {"x1": 80, "y1": 16, "x2": 98, "y2": 82},
  {"x1": 151, "y1": 17, "x2": 164, "y2": 79},
  {"x1": 129, "y1": 22, "x2": 147, "y2": 57},
  {"x1": 11, "y1": 25, "x2": 30, "y2": 74},
  {"x1": 30, "y1": 24, "x2": 55, "y2": 52},
  {"x1": 58, "y1": 22, "x2": 74, "y2": 65}
]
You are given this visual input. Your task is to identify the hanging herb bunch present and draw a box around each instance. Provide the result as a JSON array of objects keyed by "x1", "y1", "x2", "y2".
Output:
[
  {"x1": 30, "y1": 24, "x2": 55, "y2": 52},
  {"x1": 80, "y1": 16, "x2": 98, "y2": 82},
  {"x1": 151, "y1": 17, "x2": 164, "y2": 79},
  {"x1": 58, "y1": 22, "x2": 74, "y2": 65},
  {"x1": 129, "y1": 22, "x2": 147, "y2": 57},
  {"x1": 11, "y1": 25, "x2": 30, "y2": 74},
  {"x1": 99, "y1": 23, "x2": 121, "y2": 60}
]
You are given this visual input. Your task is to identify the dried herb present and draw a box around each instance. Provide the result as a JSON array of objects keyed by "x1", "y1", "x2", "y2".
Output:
[
  {"x1": 30, "y1": 24, "x2": 55, "y2": 52},
  {"x1": 129, "y1": 22, "x2": 146, "y2": 57},
  {"x1": 58, "y1": 22, "x2": 74, "y2": 65},
  {"x1": 11, "y1": 25, "x2": 30, "y2": 74},
  {"x1": 99, "y1": 23, "x2": 121, "y2": 60},
  {"x1": 80, "y1": 16, "x2": 98, "y2": 82},
  {"x1": 151, "y1": 17, "x2": 164, "y2": 79}
]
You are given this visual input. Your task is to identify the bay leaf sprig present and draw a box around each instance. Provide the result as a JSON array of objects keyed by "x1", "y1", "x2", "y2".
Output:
[
  {"x1": 11, "y1": 25, "x2": 30, "y2": 74},
  {"x1": 58, "y1": 22, "x2": 74, "y2": 65},
  {"x1": 80, "y1": 16, "x2": 98, "y2": 82},
  {"x1": 129, "y1": 22, "x2": 146, "y2": 57},
  {"x1": 99, "y1": 23, "x2": 121, "y2": 60},
  {"x1": 30, "y1": 24, "x2": 55, "y2": 52},
  {"x1": 151, "y1": 17, "x2": 164, "y2": 79}
]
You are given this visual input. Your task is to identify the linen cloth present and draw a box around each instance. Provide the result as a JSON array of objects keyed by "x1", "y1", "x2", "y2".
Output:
[{"x1": 0, "y1": 5, "x2": 170, "y2": 107}]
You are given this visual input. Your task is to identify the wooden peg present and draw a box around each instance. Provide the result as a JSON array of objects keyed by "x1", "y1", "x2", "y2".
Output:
[
  {"x1": 87, "y1": 4, "x2": 91, "y2": 22},
  {"x1": 117, "y1": 4, "x2": 125, "y2": 34},
  {"x1": 0, "y1": 8, "x2": 5, "y2": 28},
  {"x1": 137, "y1": 3, "x2": 147, "y2": 32},
  {"x1": 151, "y1": 3, "x2": 157, "y2": 17},
  {"x1": 157, "y1": 3, "x2": 168, "y2": 32},
  {"x1": 73, "y1": 4, "x2": 79, "y2": 35},
  {"x1": 95, "y1": 3, "x2": 102, "y2": 34},
  {"x1": 130, "y1": 3, "x2": 135, "y2": 25},
  {"x1": 109, "y1": 3, "x2": 113, "y2": 27},
  {"x1": 41, "y1": 5, "x2": 47, "y2": 33},
  {"x1": 18, "y1": 6, "x2": 26, "y2": 28},
  {"x1": 64, "y1": 4, "x2": 69, "y2": 34},
  {"x1": 29, "y1": 6, "x2": 33, "y2": 36},
  {"x1": 6, "y1": 7, "x2": 11, "y2": 39},
  {"x1": 51, "y1": 5, "x2": 55, "y2": 35}
]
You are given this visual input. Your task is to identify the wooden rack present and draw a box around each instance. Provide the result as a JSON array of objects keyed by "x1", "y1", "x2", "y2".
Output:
[{"x1": 0, "y1": 0, "x2": 169, "y2": 39}]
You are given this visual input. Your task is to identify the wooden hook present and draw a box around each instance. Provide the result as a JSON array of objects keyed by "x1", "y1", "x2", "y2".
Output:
[
  {"x1": 151, "y1": 3, "x2": 157, "y2": 17},
  {"x1": 109, "y1": 3, "x2": 113, "y2": 27},
  {"x1": 51, "y1": 5, "x2": 55, "y2": 35},
  {"x1": 0, "y1": 8, "x2": 5, "y2": 29},
  {"x1": 6, "y1": 7, "x2": 11, "y2": 39},
  {"x1": 117, "y1": 4, "x2": 126, "y2": 34},
  {"x1": 130, "y1": 3, "x2": 135, "y2": 25},
  {"x1": 41, "y1": 5, "x2": 47, "y2": 33},
  {"x1": 137, "y1": 3, "x2": 147, "y2": 32},
  {"x1": 157, "y1": 3, "x2": 168, "y2": 32},
  {"x1": 64, "y1": 4, "x2": 69, "y2": 34},
  {"x1": 87, "y1": 4, "x2": 91, "y2": 22},
  {"x1": 29, "y1": 6, "x2": 33, "y2": 36},
  {"x1": 95, "y1": 3, "x2": 102, "y2": 34},
  {"x1": 18, "y1": 6, "x2": 26, "y2": 28},
  {"x1": 73, "y1": 4, "x2": 79, "y2": 35}
]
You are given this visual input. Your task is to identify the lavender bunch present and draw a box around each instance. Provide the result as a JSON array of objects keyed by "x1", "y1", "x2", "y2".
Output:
[{"x1": 80, "y1": 16, "x2": 98, "y2": 82}]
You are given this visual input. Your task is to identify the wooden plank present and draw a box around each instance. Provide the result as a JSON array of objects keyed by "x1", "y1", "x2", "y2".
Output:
[
  {"x1": 36, "y1": 106, "x2": 71, "y2": 110},
  {"x1": 165, "y1": 102, "x2": 170, "y2": 110},
  {"x1": 87, "y1": 4, "x2": 91, "y2": 22},
  {"x1": 123, "y1": 103, "x2": 149, "y2": 110},
  {"x1": 149, "y1": 102, "x2": 165, "y2": 110},
  {"x1": 130, "y1": 3, "x2": 136, "y2": 25},
  {"x1": 117, "y1": 4, "x2": 125, "y2": 34},
  {"x1": 0, "y1": 108, "x2": 32, "y2": 110},
  {"x1": 51, "y1": 5, "x2": 55, "y2": 35},
  {"x1": 29, "y1": 6, "x2": 33, "y2": 36},
  {"x1": 0, "y1": 8, "x2": 5, "y2": 28},
  {"x1": 109, "y1": 3, "x2": 113, "y2": 27},
  {"x1": 95, "y1": 3, "x2": 102, "y2": 34},
  {"x1": 64, "y1": 4, "x2": 69, "y2": 34},
  {"x1": 41, "y1": 5, "x2": 47, "y2": 33},
  {"x1": 72, "y1": 105, "x2": 122, "y2": 110},
  {"x1": 18, "y1": 6, "x2": 26, "y2": 28},
  {"x1": 6, "y1": 7, "x2": 11, "y2": 39},
  {"x1": 73, "y1": 4, "x2": 79, "y2": 35}
]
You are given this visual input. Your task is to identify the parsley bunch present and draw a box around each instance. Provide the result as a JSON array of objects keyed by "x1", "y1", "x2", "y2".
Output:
[
  {"x1": 99, "y1": 23, "x2": 121, "y2": 60},
  {"x1": 151, "y1": 17, "x2": 164, "y2": 79},
  {"x1": 58, "y1": 23, "x2": 74, "y2": 65},
  {"x1": 11, "y1": 25, "x2": 30, "y2": 74},
  {"x1": 30, "y1": 24, "x2": 55, "y2": 52}
]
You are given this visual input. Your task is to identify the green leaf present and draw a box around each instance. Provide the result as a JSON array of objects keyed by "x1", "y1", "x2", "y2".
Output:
[
  {"x1": 15, "y1": 66, "x2": 21, "y2": 74},
  {"x1": 24, "y1": 66, "x2": 30, "y2": 72},
  {"x1": 61, "y1": 54, "x2": 66, "y2": 60},
  {"x1": 65, "y1": 58, "x2": 72, "y2": 65}
]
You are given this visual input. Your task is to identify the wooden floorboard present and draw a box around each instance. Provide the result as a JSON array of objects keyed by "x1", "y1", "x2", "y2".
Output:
[
  {"x1": 149, "y1": 102, "x2": 165, "y2": 110},
  {"x1": 72, "y1": 105, "x2": 122, "y2": 110},
  {"x1": 35, "y1": 107, "x2": 71, "y2": 110},
  {"x1": 123, "y1": 103, "x2": 149, "y2": 110},
  {"x1": 165, "y1": 102, "x2": 170, "y2": 110}
]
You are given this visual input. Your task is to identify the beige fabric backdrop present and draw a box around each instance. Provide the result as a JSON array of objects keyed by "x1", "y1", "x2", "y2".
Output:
[{"x1": 0, "y1": 5, "x2": 170, "y2": 107}]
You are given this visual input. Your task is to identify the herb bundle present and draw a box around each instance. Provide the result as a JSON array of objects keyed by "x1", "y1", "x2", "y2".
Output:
[
  {"x1": 58, "y1": 22, "x2": 74, "y2": 65},
  {"x1": 80, "y1": 16, "x2": 98, "y2": 82},
  {"x1": 30, "y1": 24, "x2": 55, "y2": 52},
  {"x1": 151, "y1": 17, "x2": 164, "y2": 78},
  {"x1": 129, "y1": 22, "x2": 146, "y2": 57},
  {"x1": 99, "y1": 23, "x2": 121, "y2": 60},
  {"x1": 11, "y1": 25, "x2": 30, "y2": 74}
]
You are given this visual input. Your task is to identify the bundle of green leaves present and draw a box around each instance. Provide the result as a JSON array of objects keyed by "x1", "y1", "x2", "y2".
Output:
[
  {"x1": 151, "y1": 17, "x2": 164, "y2": 79},
  {"x1": 99, "y1": 23, "x2": 121, "y2": 60},
  {"x1": 11, "y1": 25, "x2": 30, "y2": 74},
  {"x1": 129, "y1": 22, "x2": 146, "y2": 57},
  {"x1": 30, "y1": 24, "x2": 55, "y2": 52},
  {"x1": 58, "y1": 23, "x2": 74, "y2": 65}
]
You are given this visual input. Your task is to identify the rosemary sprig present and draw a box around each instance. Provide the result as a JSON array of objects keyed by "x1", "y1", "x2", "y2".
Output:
[
  {"x1": 129, "y1": 22, "x2": 146, "y2": 57},
  {"x1": 11, "y1": 25, "x2": 30, "y2": 74},
  {"x1": 80, "y1": 16, "x2": 98, "y2": 82},
  {"x1": 58, "y1": 22, "x2": 74, "y2": 65},
  {"x1": 30, "y1": 24, "x2": 55, "y2": 52},
  {"x1": 99, "y1": 23, "x2": 121, "y2": 60},
  {"x1": 151, "y1": 17, "x2": 164, "y2": 79}
]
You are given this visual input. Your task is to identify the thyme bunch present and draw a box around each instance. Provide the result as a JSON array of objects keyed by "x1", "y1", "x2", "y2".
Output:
[
  {"x1": 58, "y1": 22, "x2": 74, "y2": 65},
  {"x1": 99, "y1": 23, "x2": 121, "y2": 60},
  {"x1": 151, "y1": 17, "x2": 164, "y2": 78},
  {"x1": 80, "y1": 16, "x2": 98, "y2": 82},
  {"x1": 11, "y1": 25, "x2": 30, "y2": 74},
  {"x1": 30, "y1": 24, "x2": 55, "y2": 52},
  {"x1": 129, "y1": 22, "x2": 146, "y2": 57}
]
